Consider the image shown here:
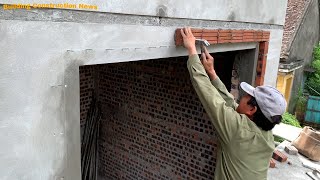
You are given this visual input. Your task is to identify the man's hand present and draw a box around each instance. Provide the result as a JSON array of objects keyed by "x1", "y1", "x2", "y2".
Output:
[
  {"x1": 181, "y1": 27, "x2": 197, "y2": 55},
  {"x1": 201, "y1": 46, "x2": 218, "y2": 80}
]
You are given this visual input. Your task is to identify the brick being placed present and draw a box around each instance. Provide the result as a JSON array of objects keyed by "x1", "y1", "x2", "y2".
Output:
[{"x1": 174, "y1": 28, "x2": 270, "y2": 46}]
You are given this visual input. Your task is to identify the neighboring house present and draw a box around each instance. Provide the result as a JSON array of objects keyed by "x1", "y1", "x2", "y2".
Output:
[
  {"x1": 0, "y1": 1, "x2": 287, "y2": 179},
  {"x1": 277, "y1": 0, "x2": 320, "y2": 112}
]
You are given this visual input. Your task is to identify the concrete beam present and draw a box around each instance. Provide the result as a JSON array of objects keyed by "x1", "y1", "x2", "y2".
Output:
[
  {"x1": 66, "y1": 42, "x2": 257, "y2": 65},
  {"x1": 1, "y1": 0, "x2": 287, "y2": 25}
]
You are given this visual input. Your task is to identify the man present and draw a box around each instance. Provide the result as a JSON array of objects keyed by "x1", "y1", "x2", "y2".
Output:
[{"x1": 181, "y1": 27, "x2": 287, "y2": 180}]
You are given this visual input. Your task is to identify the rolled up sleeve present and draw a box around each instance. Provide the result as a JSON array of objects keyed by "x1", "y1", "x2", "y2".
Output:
[{"x1": 211, "y1": 78, "x2": 238, "y2": 110}]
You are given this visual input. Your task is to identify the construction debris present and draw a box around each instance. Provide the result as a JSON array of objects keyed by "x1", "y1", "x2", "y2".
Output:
[{"x1": 285, "y1": 145, "x2": 298, "y2": 155}]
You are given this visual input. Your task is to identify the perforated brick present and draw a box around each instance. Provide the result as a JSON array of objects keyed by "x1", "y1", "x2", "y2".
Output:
[
  {"x1": 272, "y1": 150, "x2": 288, "y2": 162},
  {"x1": 175, "y1": 28, "x2": 270, "y2": 46}
]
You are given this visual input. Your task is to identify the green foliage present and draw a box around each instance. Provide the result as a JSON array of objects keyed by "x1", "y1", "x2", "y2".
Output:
[
  {"x1": 282, "y1": 112, "x2": 302, "y2": 128},
  {"x1": 306, "y1": 43, "x2": 320, "y2": 96},
  {"x1": 312, "y1": 60, "x2": 320, "y2": 72},
  {"x1": 274, "y1": 136, "x2": 285, "y2": 143},
  {"x1": 295, "y1": 88, "x2": 307, "y2": 112}
]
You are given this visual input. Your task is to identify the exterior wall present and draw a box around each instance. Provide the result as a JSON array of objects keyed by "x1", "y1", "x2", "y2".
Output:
[
  {"x1": 277, "y1": 72, "x2": 294, "y2": 105},
  {"x1": 2, "y1": 0, "x2": 287, "y2": 25},
  {"x1": 286, "y1": 0, "x2": 320, "y2": 112},
  {"x1": 0, "y1": 1, "x2": 287, "y2": 179},
  {"x1": 264, "y1": 29, "x2": 285, "y2": 86}
]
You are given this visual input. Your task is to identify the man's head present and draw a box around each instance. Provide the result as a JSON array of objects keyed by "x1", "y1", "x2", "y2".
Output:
[{"x1": 236, "y1": 82, "x2": 287, "y2": 131}]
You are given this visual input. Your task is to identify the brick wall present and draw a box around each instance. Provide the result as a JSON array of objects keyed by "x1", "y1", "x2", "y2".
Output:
[
  {"x1": 79, "y1": 65, "x2": 95, "y2": 128},
  {"x1": 97, "y1": 57, "x2": 220, "y2": 179},
  {"x1": 79, "y1": 53, "x2": 242, "y2": 179}
]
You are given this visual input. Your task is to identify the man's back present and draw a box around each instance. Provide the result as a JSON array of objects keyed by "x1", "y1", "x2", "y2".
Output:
[
  {"x1": 187, "y1": 54, "x2": 275, "y2": 180},
  {"x1": 214, "y1": 115, "x2": 274, "y2": 180},
  {"x1": 182, "y1": 28, "x2": 286, "y2": 180}
]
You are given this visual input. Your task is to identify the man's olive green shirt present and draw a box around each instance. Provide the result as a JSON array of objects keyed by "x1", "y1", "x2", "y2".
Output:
[{"x1": 187, "y1": 55, "x2": 275, "y2": 180}]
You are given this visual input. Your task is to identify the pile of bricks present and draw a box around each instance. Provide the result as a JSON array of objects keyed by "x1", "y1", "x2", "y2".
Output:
[{"x1": 269, "y1": 150, "x2": 289, "y2": 168}]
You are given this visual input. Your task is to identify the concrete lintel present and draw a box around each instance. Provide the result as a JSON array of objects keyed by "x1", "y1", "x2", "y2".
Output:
[{"x1": 66, "y1": 42, "x2": 257, "y2": 65}]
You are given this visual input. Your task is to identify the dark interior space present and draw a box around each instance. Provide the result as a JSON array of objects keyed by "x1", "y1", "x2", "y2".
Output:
[{"x1": 214, "y1": 52, "x2": 237, "y2": 91}]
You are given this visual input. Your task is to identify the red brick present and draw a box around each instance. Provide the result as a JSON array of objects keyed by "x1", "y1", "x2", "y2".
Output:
[
  {"x1": 269, "y1": 159, "x2": 276, "y2": 168},
  {"x1": 204, "y1": 37, "x2": 218, "y2": 41},
  {"x1": 230, "y1": 39, "x2": 245, "y2": 43},
  {"x1": 175, "y1": 28, "x2": 271, "y2": 46},
  {"x1": 218, "y1": 39, "x2": 232, "y2": 43},
  {"x1": 272, "y1": 150, "x2": 288, "y2": 162},
  {"x1": 255, "y1": 76, "x2": 263, "y2": 86},
  {"x1": 208, "y1": 40, "x2": 218, "y2": 44},
  {"x1": 193, "y1": 33, "x2": 218, "y2": 37}
]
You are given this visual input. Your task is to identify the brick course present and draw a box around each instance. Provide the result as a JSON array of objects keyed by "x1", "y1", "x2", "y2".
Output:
[
  {"x1": 175, "y1": 28, "x2": 270, "y2": 46},
  {"x1": 174, "y1": 28, "x2": 270, "y2": 86}
]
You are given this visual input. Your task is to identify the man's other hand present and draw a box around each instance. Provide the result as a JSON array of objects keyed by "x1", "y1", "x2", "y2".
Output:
[{"x1": 201, "y1": 46, "x2": 218, "y2": 80}]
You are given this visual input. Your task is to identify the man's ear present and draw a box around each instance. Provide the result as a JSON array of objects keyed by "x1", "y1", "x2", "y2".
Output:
[{"x1": 247, "y1": 106, "x2": 257, "y2": 116}]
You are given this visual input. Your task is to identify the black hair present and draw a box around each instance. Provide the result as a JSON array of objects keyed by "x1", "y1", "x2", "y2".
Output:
[{"x1": 247, "y1": 96, "x2": 282, "y2": 131}]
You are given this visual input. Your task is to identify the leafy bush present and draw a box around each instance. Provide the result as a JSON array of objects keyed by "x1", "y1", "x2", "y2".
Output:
[
  {"x1": 295, "y1": 88, "x2": 307, "y2": 111},
  {"x1": 274, "y1": 136, "x2": 285, "y2": 143},
  {"x1": 306, "y1": 43, "x2": 320, "y2": 96},
  {"x1": 282, "y1": 112, "x2": 302, "y2": 128}
]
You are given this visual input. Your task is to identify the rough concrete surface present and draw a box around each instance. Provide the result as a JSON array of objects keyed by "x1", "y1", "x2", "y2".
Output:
[
  {"x1": 1, "y1": 0, "x2": 287, "y2": 25},
  {"x1": 264, "y1": 29, "x2": 285, "y2": 86},
  {"x1": 0, "y1": 6, "x2": 285, "y2": 30}
]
